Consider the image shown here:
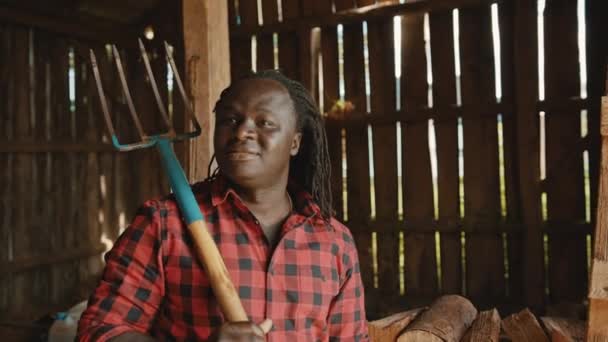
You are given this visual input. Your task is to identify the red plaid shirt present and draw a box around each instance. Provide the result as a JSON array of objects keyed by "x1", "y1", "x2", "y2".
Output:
[{"x1": 77, "y1": 175, "x2": 368, "y2": 341}]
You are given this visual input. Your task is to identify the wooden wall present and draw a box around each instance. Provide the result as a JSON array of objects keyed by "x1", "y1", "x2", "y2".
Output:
[
  {"x1": 0, "y1": 2, "x2": 186, "y2": 322},
  {"x1": 228, "y1": 0, "x2": 607, "y2": 319}
]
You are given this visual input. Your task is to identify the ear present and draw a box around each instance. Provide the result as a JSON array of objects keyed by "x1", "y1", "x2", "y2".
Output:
[{"x1": 290, "y1": 132, "x2": 302, "y2": 156}]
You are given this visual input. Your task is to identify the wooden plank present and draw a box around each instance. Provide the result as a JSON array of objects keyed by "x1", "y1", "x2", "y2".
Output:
[
  {"x1": 281, "y1": 0, "x2": 300, "y2": 21},
  {"x1": 502, "y1": 309, "x2": 549, "y2": 342},
  {"x1": 278, "y1": 31, "x2": 299, "y2": 80},
  {"x1": 55, "y1": 38, "x2": 80, "y2": 307},
  {"x1": 238, "y1": 0, "x2": 259, "y2": 28},
  {"x1": 368, "y1": 17, "x2": 400, "y2": 308},
  {"x1": 544, "y1": 0, "x2": 587, "y2": 303},
  {"x1": 586, "y1": 0, "x2": 608, "y2": 238},
  {"x1": 459, "y1": 5, "x2": 505, "y2": 305},
  {"x1": 400, "y1": 13, "x2": 437, "y2": 299},
  {"x1": 297, "y1": 2, "x2": 320, "y2": 98},
  {"x1": 103, "y1": 44, "x2": 130, "y2": 240},
  {"x1": 0, "y1": 24, "x2": 14, "y2": 314},
  {"x1": 356, "y1": 0, "x2": 375, "y2": 7},
  {"x1": 130, "y1": 49, "x2": 161, "y2": 204},
  {"x1": 0, "y1": 245, "x2": 107, "y2": 276},
  {"x1": 513, "y1": 0, "x2": 544, "y2": 311},
  {"x1": 497, "y1": 0, "x2": 524, "y2": 304},
  {"x1": 257, "y1": 33, "x2": 275, "y2": 71},
  {"x1": 78, "y1": 42, "x2": 106, "y2": 287},
  {"x1": 230, "y1": 0, "x2": 255, "y2": 80},
  {"x1": 334, "y1": 0, "x2": 356, "y2": 12},
  {"x1": 232, "y1": 0, "x2": 498, "y2": 37},
  {"x1": 261, "y1": 0, "x2": 279, "y2": 24},
  {"x1": 368, "y1": 308, "x2": 424, "y2": 342},
  {"x1": 429, "y1": 11, "x2": 461, "y2": 295},
  {"x1": 341, "y1": 21, "x2": 375, "y2": 314},
  {"x1": 0, "y1": 6, "x2": 138, "y2": 46},
  {"x1": 462, "y1": 309, "x2": 501, "y2": 342},
  {"x1": 230, "y1": 36, "x2": 253, "y2": 80},
  {"x1": 320, "y1": 26, "x2": 344, "y2": 221},
  {"x1": 228, "y1": 0, "x2": 237, "y2": 28},
  {"x1": 302, "y1": 0, "x2": 332, "y2": 17},
  {"x1": 11, "y1": 27, "x2": 32, "y2": 313},
  {"x1": 30, "y1": 29, "x2": 52, "y2": 310}
]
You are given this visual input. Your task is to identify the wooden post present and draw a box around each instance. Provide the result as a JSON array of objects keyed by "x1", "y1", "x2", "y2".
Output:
[
  {"x1": 182, "y1": 0, "x2": 231, "y2": 181},
  {"x1": 587, "y1": 82, "x2": 608, "y2": 341},
  {"x1": 397, "y1": 295, "x2": 477, "y2": 342}
]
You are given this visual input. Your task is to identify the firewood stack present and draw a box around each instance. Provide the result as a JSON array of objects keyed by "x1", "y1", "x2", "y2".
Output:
[{"x1": 367, "y1": 295, "x2": 586, "y2": 342}]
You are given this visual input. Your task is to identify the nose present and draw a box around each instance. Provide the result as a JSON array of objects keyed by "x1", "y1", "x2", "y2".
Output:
[{"x1": 235, "y1": 117, "x2": 256, "y2": 141}]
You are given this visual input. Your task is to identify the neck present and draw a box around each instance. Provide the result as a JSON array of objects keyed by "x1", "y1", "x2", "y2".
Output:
[{"x1": 231, "y1": 176, "x2": 290, "y2": 212}]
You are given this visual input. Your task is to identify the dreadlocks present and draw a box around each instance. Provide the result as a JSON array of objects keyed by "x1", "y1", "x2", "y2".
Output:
[{"x1": 210, "y1": 70, "x2": 333, "y2": 219}]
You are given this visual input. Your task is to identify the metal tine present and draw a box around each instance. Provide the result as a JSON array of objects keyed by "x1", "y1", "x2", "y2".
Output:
[
  {"x1": 89, "y1": 49, "x2": 117, "y2": 139},
  {"x1": 138, "y1": 38, "x2": 175, "y2": 136},
  {"x1": 164, "y1": 41, "x2": 201, "y2": 133},
  {"x1": 112, "y1": 44, "x2": 148, "y2": 141}
]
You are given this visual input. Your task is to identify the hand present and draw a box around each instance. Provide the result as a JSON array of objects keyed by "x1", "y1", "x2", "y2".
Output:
[{"x1": 209, "y1": 319, "x2": 273, "y2": 342}]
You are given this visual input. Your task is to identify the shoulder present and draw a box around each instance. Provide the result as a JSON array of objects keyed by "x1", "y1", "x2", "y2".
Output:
[
  {"x1": 323, "y1": 217, "x2": 359, "y2": 266},
  {"x1": 327, "y1": 217, "x2": 357, "y2": 248}
]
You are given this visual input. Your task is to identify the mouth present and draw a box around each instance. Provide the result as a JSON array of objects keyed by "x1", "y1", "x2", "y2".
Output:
[{"x1": 224, "y1": 150, "x2": 260, "y2": 161}]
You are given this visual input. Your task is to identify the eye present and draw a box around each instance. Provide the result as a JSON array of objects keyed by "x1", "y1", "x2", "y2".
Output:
[
  {"x1": 219, "y1": 115, "x2": 238, "y2": 125},
  {"x1": 259, "y1": 119, "x2": 276, "y2": 128}
]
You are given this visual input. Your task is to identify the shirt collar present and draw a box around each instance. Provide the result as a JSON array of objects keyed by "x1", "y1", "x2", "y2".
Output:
[{"x1": 209, "y1": 173, "x2": 322, "y2": 219}]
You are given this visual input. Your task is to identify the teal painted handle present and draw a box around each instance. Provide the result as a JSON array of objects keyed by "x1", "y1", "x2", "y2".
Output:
[{"x1": 156, "y1": 139, "x2": 203, "y2": 224}]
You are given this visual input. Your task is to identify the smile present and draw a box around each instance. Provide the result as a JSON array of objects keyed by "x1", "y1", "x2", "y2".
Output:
[{"x1": 225, "y1": 151, "x2": 260, "y2": 161}]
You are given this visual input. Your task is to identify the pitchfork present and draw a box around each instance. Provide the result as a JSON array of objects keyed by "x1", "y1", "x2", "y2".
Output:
[{"x1": 89, "y1": 39, "x2": 248, "y2": 322}]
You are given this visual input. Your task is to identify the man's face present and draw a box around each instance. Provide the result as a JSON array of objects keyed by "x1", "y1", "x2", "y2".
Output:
[{"x1": 214, "y1": 78, "x2": 302, "y2": 189}]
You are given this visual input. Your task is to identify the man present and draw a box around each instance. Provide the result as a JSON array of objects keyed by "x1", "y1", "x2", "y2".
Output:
[{"x1": 78, "y1": 70, "x2": 368, "y2": 341}]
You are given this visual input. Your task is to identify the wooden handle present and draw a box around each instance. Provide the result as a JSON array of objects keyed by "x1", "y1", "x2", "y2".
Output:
[{"x1": 188, "y1": 219, "x2": 248, "y2": 322}]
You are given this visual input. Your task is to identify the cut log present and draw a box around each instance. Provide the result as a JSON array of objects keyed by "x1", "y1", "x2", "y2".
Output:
[
  {"x1": 368, "y1": 308, "x2": 424, "y2": 342},
  {"x1": 501, "y1": 308, "x2": 549, "y2": 342},
  {"x1": 540, "y1": 317, "x2": 586, "y2": 342},
  {"x1": 461, "y1": 309, "x2": 501, "y2": 342},
  {"x1": 397, "y1": 295, "x2": 477, "y2": 342}
]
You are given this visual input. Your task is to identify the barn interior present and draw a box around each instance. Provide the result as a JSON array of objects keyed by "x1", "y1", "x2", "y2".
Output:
[{"x1": 1, "y1": 0, "x2": 607, "y2": 340}]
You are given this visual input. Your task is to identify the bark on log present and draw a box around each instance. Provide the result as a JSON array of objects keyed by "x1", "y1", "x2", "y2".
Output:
[
  {"x1": 502, "y1": 308, "x2": 549, "y2": 342},
  {"x1": 461, "y1": 309, "x2": 501, "y2": 342},
  {"x1": 540, "y1": 317, "x2": 586, "y2": 342},
  {"x1": 397, "y1": 295, "x2": 477, "y2": 342},
  {"x1": 368, "y1": 308, "x2": 424, "y2": 342}
]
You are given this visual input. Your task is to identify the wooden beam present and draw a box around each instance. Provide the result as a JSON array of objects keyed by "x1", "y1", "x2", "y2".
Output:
[
  {"x1": 0, "y1": 244, "x2": 107, "y2": 277},
  {"x1": 182, "y1": 0, "x2": 231, "y2": 182},
  {"x1": 0, "y1": 141, "x2": 116, "y2": 153},
  {"x1": 0, "y1": 5, "x2": 137, "y2": 45},
  {"x1": 230, "y1": 0, "x2": 500, "y2": 37}
]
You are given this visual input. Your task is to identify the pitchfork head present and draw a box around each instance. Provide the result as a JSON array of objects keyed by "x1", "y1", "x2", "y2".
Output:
[{"x1": 89, "y1": 39, "x2": 201, "y2": 151}]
